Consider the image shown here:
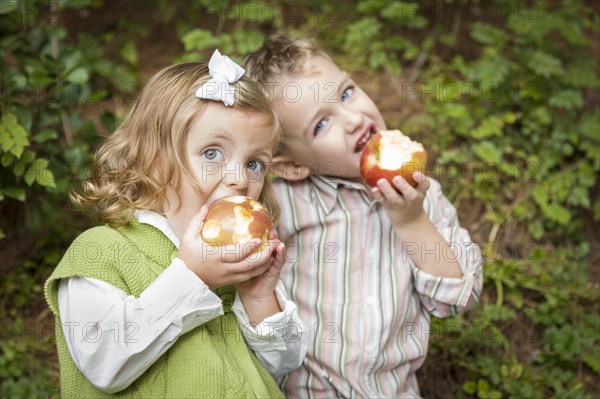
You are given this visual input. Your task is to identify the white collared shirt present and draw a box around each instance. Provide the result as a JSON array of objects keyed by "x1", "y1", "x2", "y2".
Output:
[{"x1": 57, "y1": 210, "x2": 309, "y2": 393}]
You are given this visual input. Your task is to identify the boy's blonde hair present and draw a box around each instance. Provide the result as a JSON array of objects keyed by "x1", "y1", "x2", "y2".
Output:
[
  {"x1": 73, "y1": 62, "x2": 281, "y2": 227},
  {"x1": 243, "y1": 34, "x2": 328, "y2": 88}
]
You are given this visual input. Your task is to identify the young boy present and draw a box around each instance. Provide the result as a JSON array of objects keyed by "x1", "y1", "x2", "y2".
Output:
[{"x1": 244, "y1": 35, "x2": 483, "y2": 398}]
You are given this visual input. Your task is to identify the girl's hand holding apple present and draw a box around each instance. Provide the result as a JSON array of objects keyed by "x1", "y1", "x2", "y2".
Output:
[{"x1": 179, "y1": 196, "x2": 280, "y2": 290}]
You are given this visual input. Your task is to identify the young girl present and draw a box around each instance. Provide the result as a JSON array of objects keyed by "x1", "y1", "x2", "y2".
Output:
[{"x1": 44, "y1": 50, "x2": 308, "y2": 398}]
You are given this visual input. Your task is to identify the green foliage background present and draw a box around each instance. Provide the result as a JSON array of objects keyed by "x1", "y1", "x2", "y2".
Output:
[{"x1": 1, "y1": 1, "x2": 598, "y2": 398}]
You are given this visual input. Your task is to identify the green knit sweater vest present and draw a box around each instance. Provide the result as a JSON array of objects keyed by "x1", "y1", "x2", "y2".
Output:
[{"x1": 44, "y1": 219, "x2": 283, "y2": 399}]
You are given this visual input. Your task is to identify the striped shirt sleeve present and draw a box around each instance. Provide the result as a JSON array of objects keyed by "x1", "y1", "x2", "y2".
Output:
[{"x1": 410, "y1": 179, "x2": 483, "y2": 317}]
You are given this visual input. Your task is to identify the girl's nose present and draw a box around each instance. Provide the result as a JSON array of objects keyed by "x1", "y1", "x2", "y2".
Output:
[{"x1": 222, "y1": 162, "x2": 249, "y2": 190}]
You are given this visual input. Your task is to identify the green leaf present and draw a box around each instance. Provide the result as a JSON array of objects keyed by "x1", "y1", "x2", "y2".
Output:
[
  {"x1": 0, "y1": 112, "x2": 30, "y2": 158},
  {"x1": 120, "y1": 41, "x2": 138, "y2": 65},
  {"x1": 26, "y1": 158, "x2": 56, "y2": 189},
  {"x1": 24, "y1": 58, "x2": 53, "y2": 84},
  {"x1": 469, "y1": 49, "x2": 510, "y2": 86},
  {"x1": 0, "y1": 0, "x2": 18, "y2": 14},
  {"x1": 548, "y1": 90, "x2": 583, "y2": 110},
  {"x1": 345, "y1": 17, "x2": 382, "y2": 49},
  {"x1": 33, "y1": 129, "x2": 58, "y2": 143},
  {"x1": 483, "y1": 304, "x2": 516, "y2": 321},
  {"x1": 524, "y1": 50, "x2": 563, "y2": 77},
  {"x1": 582, "y1": 346, "x2": 600, "y2": 373},
  {"x1": 24, "y1": 166, "x2": 36, "y2": 186},
  {"x1": 531, "y1": 106, "x2": 552, "y2": 125},
  {"x1": 580, "y1": 109, "x2": 600, "y2": 140},
  {"x1": 21, "y1": 150, "x2": 35, "y2": 164},
  {"x1": 61, "y1": 50, "x2": 83, "y2": 73},
  {"x1": 381, "y1": 2, "x2": 426, "y2": 28},
  {"x1": 45, "y1": 24, "x2": 67, "y2": 39},
  {"x1": 556, "y1": 19, "x2": 587, "y2": 46},
  {"x1": 544, "y1": 203, "x2": 572, "y2": 225},
  {"x1": 471, "y1": 22, "x2": 509, "y2": 47},
  {"x1": 1, "y1": 153, "x2": 15, "y2": 166},
  {"x1": 66, "y1": 67, "x2": 90, "y2": 84},
  {"x1": 357, "y1": 0, "x2": 385, "y2": 13},
  {"x1": 471, "y1": 116, "x2": 504, "y2": 139},
  {"x1": 472, "y1": 141, "x2": 502, "y2": 163},
  {"x1": 562, "y1": 58, "x2": 600, "y2": 88},
  {"x1": 231, "y1": 29, "x2": 265, "y2": 55},
  {"x1": 0, "y1": 228, "x2": 5, "y2": 240},
  {"x1": 10, "y1": 104, "x2": 33, "y2": 133},
  {"x1": 463, "y1": 381, "x2": 477, "y2": 395},
  {"x1": 1, "y1": 188, "x2": 26, "y2": 202},
  {"x1": 181, "y1": 29, "x2": 220, "y2": 52}
]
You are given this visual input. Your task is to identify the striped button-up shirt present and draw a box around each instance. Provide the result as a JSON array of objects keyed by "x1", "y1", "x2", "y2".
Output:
[{"x1": 274, "y1": 175, "x2": 483, "y2": 398}]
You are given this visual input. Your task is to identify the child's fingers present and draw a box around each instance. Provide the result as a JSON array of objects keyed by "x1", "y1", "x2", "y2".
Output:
[
  {"x1": 271, "y1": 242, "x2": 286, "y2": 271},
  {"x1": 412, "y1": 171, "x2": 430, "y2": 194},
  {"x1": 268, "y1": 228, "x2": 279, "y2": 240},
  {"x1": 183, "y1": 205, "x2": 209, "y2": 242},
  {"x1": 371, "y1": 187, "x2": 383, "y2": 201},
  {"x1": 260, "y1": 242, "x2": 286, "y2": 282},
  {"x1": 377, "y1": 178, "x2": 405, "y2": 204},
  {"x1": 210, "y1": 239, "x2": 264, "y2": 263},
  {"x1": 228, "y1": 241, "x2": 285, "y2": 284},
  {"x1": 392, "y1": 176, "x2": 419, "y2": 201},
  {"x1": 218, "y1": 239, "x2": 272, "y2": 267}
]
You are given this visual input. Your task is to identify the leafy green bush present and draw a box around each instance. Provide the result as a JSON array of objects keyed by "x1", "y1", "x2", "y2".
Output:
[
  {"x1": 1, "y1": 0, "x2": 141, "y2": 394},
  {"x1": 1, "y1": 0, "x2": 598, "y2": 397},
  {"x1": 1, "y1": 0, "x2": 138, "y2": 240}
]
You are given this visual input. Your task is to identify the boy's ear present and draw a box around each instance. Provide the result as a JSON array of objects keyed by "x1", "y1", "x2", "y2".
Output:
[{"x1": 271, "y1": 155, "x2": 311, "y2": 181}]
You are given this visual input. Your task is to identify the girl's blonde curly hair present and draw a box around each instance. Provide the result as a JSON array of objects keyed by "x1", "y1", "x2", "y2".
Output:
[{"x1": 73, "y1": 62, "x2": 281, "y2": 227}]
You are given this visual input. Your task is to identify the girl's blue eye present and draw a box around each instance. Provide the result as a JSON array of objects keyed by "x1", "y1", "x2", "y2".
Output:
[
  {"x1": 342, "y1": 87, "x2": 354, "y2": 102},
  {"x1": 247, "y1": 160, "x2": 265, "y2": 172},
  {"x1": 202, "y1": 148, "x2": 223, "y2": 161},
  {"x1": 314, "y1": 119, "x2": 328, "y2": 136}
]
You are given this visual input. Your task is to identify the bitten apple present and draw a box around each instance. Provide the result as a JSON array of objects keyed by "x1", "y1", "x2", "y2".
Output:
[
  {"x1": 201, "y1": 196, "x2": 272, "y2": 248},
  {"x1": 360, "y1": 129, "x2": 427, "y2": 187}
]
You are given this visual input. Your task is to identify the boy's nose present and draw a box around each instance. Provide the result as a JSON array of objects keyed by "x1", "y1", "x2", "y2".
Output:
[{"x1": 343, "y1": 108, "x2": 363, "y2": 134}]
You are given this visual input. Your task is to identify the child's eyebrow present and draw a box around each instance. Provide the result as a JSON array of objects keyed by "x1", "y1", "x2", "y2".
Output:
[
  {"x1": 206, "y1": 132, "x2": 234, "y2": 143},
  {"x1": 188, "y1": 132, "x2": 234, "y2": 148},
  {"x1": 256, "y1": 148, "x2": 273, "y2": 159}
]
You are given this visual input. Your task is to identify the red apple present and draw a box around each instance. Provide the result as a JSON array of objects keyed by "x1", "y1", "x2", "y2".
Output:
[
  {"x1": 360, "y1": 129, "x2": 427, "y2": 188},
  {"x1": 201, "y1": 196, "x2": 272, "y2": 248}
]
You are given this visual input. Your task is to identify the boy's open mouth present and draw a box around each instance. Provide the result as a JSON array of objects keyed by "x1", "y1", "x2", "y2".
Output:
[{"x1": 354, "y1": 126, "x2": 377, "y2": 153}]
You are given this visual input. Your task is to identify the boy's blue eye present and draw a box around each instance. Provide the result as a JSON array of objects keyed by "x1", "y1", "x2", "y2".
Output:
[
  {"x1": 342, "y1": 87, "x2": 354, "y2": 102},
  {"x1": 202, "y1": 148, "x2": 223, "y2": 161},
  {"x1": 247, "y1": 160, "x2": 265, "y2": 172},
  {"x1": 314, "y1": 119, "x2": 328, "y2": 136}
]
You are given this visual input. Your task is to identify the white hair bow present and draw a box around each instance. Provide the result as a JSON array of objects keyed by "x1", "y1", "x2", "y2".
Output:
[{"x1": 195, "y1": 50, "x2": 245, "y2": 106}]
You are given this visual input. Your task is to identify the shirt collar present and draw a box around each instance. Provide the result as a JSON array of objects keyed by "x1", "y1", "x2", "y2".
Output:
[
  {"x1": 308, "y1": 175, "x2": 375, "y2": 215},
  {"x1": 133, "y1": 210, "x2": 180, "y2": 248}
]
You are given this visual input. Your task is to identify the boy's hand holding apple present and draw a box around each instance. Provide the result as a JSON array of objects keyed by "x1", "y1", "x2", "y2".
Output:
[{"x1": 361, "y1": 130, "x2": 431, "y2": 230}]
